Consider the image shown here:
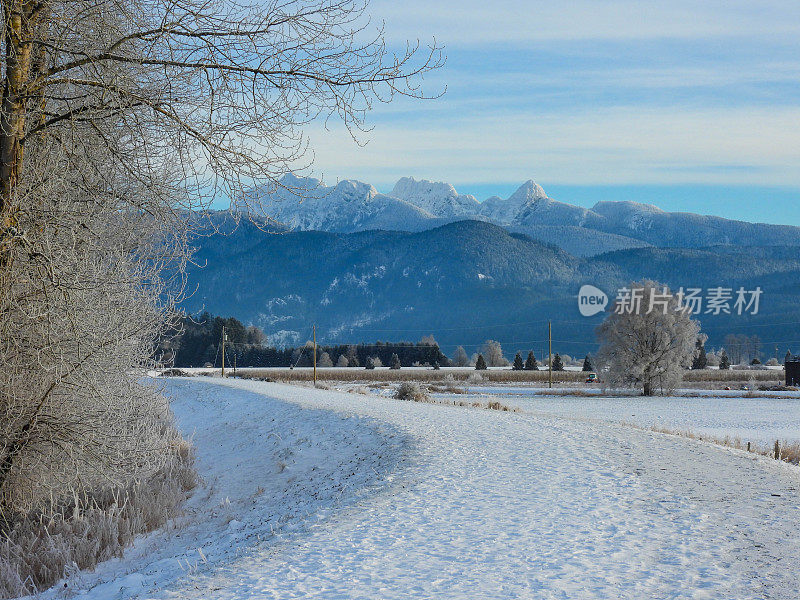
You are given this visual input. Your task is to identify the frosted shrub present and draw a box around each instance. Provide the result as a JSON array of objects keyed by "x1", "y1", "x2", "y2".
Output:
[
  {"x1": 394, "y1": 382, "x2": 429, "y2": 402},
  {"x1": 467, "y1": 372, "x2": 484, "y2": 384}
]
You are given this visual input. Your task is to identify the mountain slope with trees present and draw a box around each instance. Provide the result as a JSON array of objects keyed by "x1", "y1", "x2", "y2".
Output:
[{"x1": 182, "y1": 219, "x2": 800, "y2": 357}]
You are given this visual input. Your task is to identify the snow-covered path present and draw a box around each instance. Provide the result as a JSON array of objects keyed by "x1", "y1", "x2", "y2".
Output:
[{"x1": 64, "y1": 378, "x2": 800, "y2": 599}]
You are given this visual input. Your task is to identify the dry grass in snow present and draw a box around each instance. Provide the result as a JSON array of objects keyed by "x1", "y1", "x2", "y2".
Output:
[
  {"x1": 0, "y1": 444, "x2": 196, "y2": 598},
  {"x1": 632, "y1": 423, "x2": 800, "y2": 466}
]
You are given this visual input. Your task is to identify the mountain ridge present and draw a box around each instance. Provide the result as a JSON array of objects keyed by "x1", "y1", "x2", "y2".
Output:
[{"x1": 243, "y1": 174, "x2": 800, "y2": 256}]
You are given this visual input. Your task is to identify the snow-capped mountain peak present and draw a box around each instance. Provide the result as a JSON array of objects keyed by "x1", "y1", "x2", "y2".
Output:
[
  {"x1": 248, "y1": 175, "x2": 436, "y2": 233},
  {"x1": 391, "y1": 177, "x2": 479, "y2": 218},
  {"x1": 478, "y1": 179, "x2": 549, "y2": 224},
  {"x1": 507, "y1": 179, "x2": 548, "y2": 204},
  {"x1": 332, "y1": 179, "x2": 379, "y2": 203}
]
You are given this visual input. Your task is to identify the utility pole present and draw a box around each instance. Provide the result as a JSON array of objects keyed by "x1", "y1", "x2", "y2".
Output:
[
  {"x1": 221, "y1": 325, "x2": 226, "y2": 378},
  {"x1": 548, "y1": 321, "x2": 552, "y2": 389},
  {"x1": 313, "y1": 324, "x2": 317, "y2": 387}
]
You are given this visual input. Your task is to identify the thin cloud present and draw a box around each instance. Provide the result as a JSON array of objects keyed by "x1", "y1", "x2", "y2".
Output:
[
  {"x1": 300, "y1": 106, "x2": 800, "y2": 187},
  {"x1": 371, "y1": 0, "x2": 800, "y2": 45}
]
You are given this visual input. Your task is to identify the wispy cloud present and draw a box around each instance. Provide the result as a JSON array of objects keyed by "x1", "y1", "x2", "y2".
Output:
[
  {"x1": 302, "y1": 105, "x2": 800, "y2": 188},
  {"x1": 284, "y1": 0, "x2": 800, "y2": 223},
  {"x1": 371, "y1": 0, "x2": 800, "y2": 44}
]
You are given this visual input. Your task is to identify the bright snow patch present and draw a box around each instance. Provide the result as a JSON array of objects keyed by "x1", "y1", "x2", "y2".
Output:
[{"x1": 47, "y1": 379, "x2": 800, "y2": 599}]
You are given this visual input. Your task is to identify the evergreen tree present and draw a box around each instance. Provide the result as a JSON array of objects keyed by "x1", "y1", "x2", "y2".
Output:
[
  {"x1": 751, "y1": 357, "x2": 761, "y2": 365},
  {"x1": 692, "y1": 338, "x2": 708, "y2": 370},
  {"x1": 552, "y1": 353, "x2": 564, "y2": 371},
  {"x1": 432, "y1": 361, "x2": 440, "y2": 370},
  {"x1": 512, "y1": 352, "x2": 524, "y2": 370},
  {"x1": 524, "y1": 351, "x2": 538, "y2": 371},
  {"x1": 390, "y1": 353, "x2": 401, "y2": 370},
  {"x1": 786, "y1": 350, "x2": 793, "y2": 365},
  {"x1": 365, "y1": 357, "x2": 375, "y2": 370},
  {"x1": 346, "y1": 345, "x2": 359, "y2": 367},
  {"x1": 201, "y1": 343, "x2": 217, "y2": 367},
  {"x1": 475, "y1": 354, "x2": 487, "y2": 370},
  {"x1": 582, "y1": 355, "x2": 593, "y2": 372},
  {"x1": 719, "y1": 350, "x2": 730, "y2": 370}
]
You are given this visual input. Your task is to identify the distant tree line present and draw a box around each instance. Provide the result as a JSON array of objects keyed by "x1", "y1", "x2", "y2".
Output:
[
  {"x1": 164, "y1": 313, "x2": 788, "y2": 374},
  {"x1": 164, "y1": 313, "x2": 450, "y2": 368}
]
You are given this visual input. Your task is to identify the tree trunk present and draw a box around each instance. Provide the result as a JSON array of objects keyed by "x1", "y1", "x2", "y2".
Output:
[{"x1": 0, "y1": 0, "x2": 34, "y2": 257}]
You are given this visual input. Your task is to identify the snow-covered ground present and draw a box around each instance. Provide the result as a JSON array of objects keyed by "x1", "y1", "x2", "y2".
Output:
[
  {"x1": 450, "y1": 387, "x2": 800, "y2": 445},
  {"x1": 45, "y1": 378, "x2": 800, "y2": 599}
]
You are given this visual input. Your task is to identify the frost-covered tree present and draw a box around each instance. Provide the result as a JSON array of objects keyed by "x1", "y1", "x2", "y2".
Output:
[
  {"x1": 318, "y1": 352, "x2": 333, "y2": 368},
  {"x1": 596, "y1": 281, "x2": 699, "y2": 396},
  {"x1": 0, "y1": 0, "x2": 441, "y2": 586},
  {"x1": 420, "y1": 335, "x2": 438, "y2": 346},
  {"x1": 524, "y1": 351, "x2": 538, "y2": 371},
  {"x1": 512, "y1": 353, "x2": 524, "y2": 370},
  {"x1": 452, "y1": 346, "x2": 470, "y2": 367},
  {"x1": 481, "y1": 340, "x2": 508, "y2": 367},
  {"x1": 336, "y1": 355, "x2": 349, "y2": 367},
  {"x1": 551, "y1": 354, "x2": 564, "y2": 372},
  {"x1": 390, "y1": 353, "x2": 401, "y2": 370},
  {"x1": 475, "y1": 354, "x2": 487, "y2": 370},
  {"x1": 364, "y1": 357, "x2": 375, "y2": 370},
  {"x1": 719, "y1": 350, "x2": 731, "y2": 370}
]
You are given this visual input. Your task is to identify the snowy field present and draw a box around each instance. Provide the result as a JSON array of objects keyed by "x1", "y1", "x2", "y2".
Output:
[
  {"x1": 41, "y1": 378, "x2": 800, "y2": 599},
  {"x1": 448, "y1": 387, "x2": 800, "y2": 446}
]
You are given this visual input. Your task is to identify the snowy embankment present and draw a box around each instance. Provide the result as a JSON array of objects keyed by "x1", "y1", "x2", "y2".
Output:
[
  {"x1": 39, "y1": 379, "x2": 404, "y2": 599},
  {"x1": 49, "y1": 378, "x2": 800, "y2": 599}
]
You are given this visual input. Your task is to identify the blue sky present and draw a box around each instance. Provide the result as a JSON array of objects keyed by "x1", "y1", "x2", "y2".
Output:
[{"x1": 299, "y1": 0, "x2": 800, "y2": 225}]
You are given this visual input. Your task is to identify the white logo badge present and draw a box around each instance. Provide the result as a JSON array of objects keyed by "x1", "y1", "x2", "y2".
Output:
[{"x1": 578, "y1": 285, "x2": 608, "y2": 317}]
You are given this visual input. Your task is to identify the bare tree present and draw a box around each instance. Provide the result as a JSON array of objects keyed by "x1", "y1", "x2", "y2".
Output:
[
  {"x1": 0, "y1": 0, "x2": 440, "y2": 587},
  {"x1": 596, "y1": 281, "x2": 699, "y2": 396}
]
